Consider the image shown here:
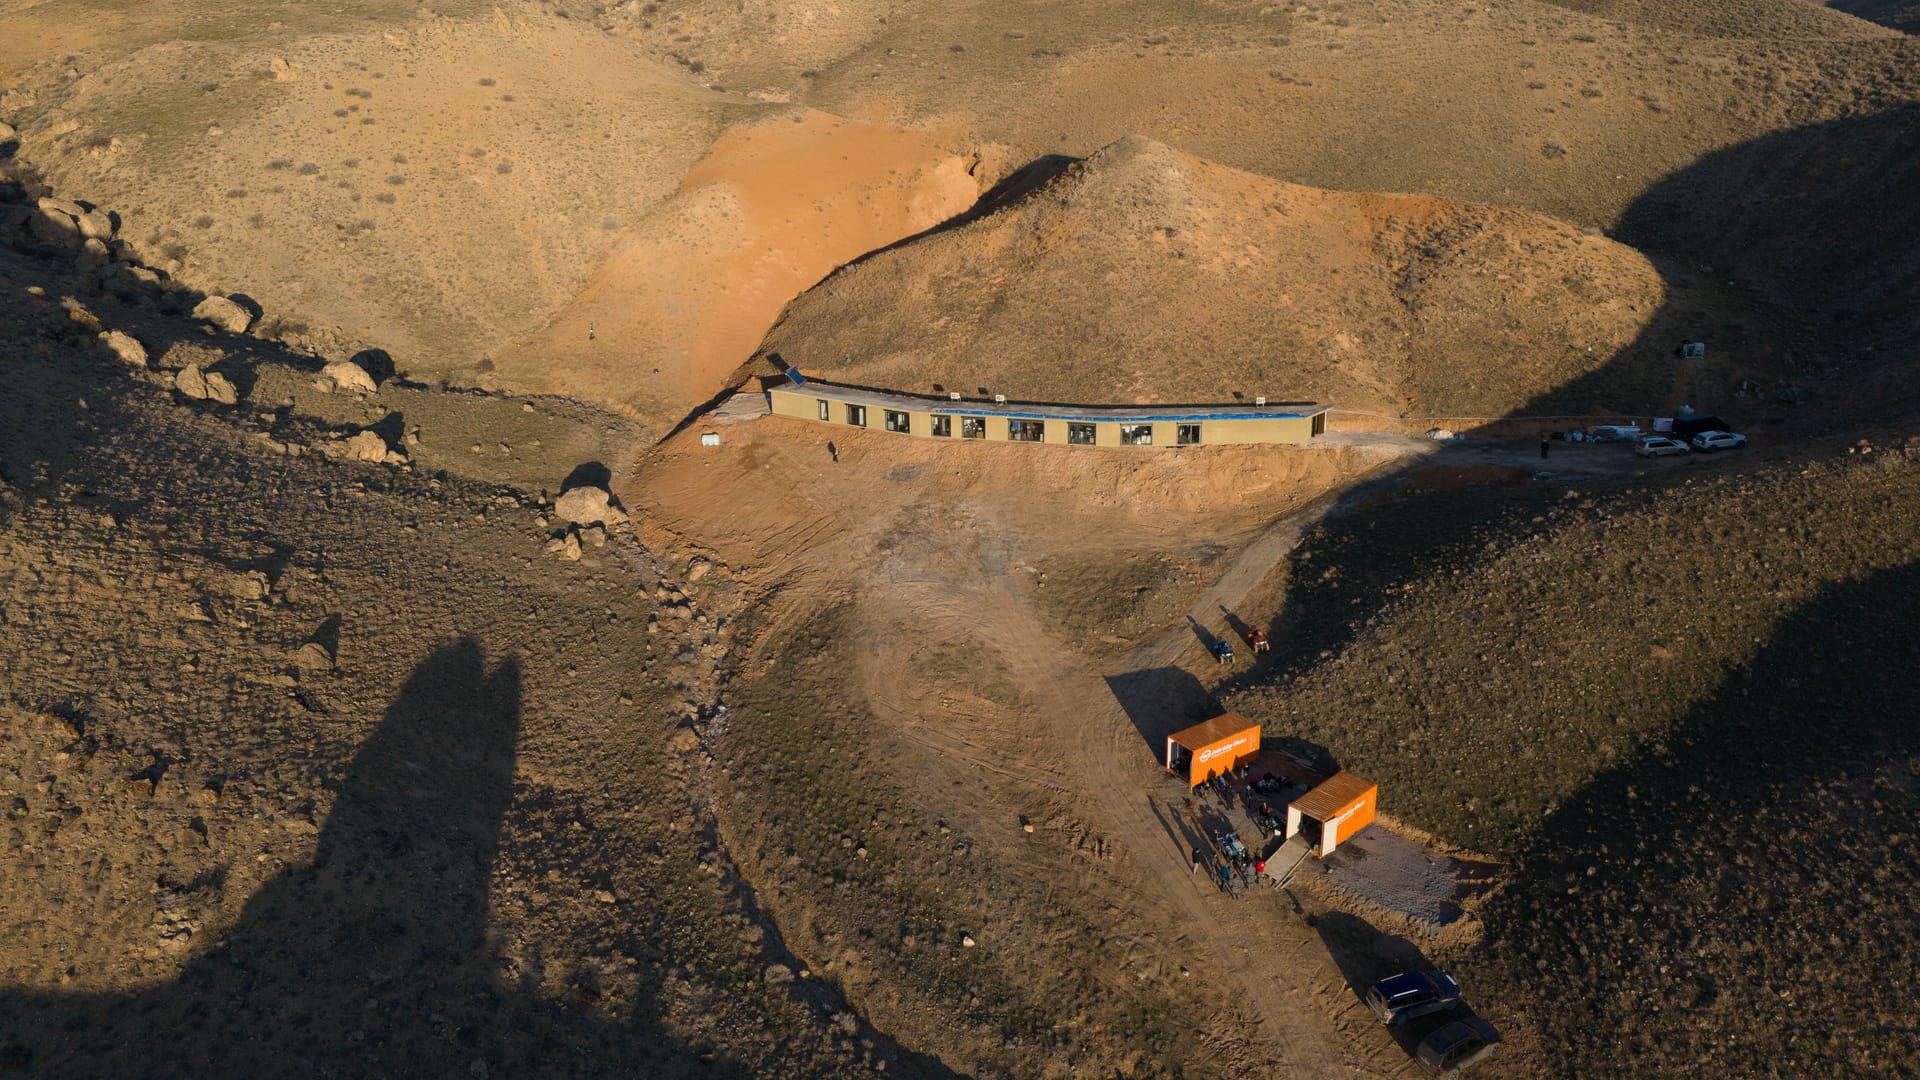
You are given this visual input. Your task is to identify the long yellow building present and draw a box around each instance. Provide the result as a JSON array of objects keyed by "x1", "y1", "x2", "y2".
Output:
[{"x1": 766, "y1": 371, "x2": 1329, "y2": 448}]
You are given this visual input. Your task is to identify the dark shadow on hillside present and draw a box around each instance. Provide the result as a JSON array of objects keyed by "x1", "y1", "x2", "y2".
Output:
[
  {"x1": 1469, "y1": 558, "x2": 1920, "y2": 1074},
  {"x1": 1105, "y1": 666, "x2": 1218, "y2": 758}
]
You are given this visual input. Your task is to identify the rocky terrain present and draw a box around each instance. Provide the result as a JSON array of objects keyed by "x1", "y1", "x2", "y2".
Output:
[{"x1": 5, "y1": 0, "x2": 1920, "y2": 1077}]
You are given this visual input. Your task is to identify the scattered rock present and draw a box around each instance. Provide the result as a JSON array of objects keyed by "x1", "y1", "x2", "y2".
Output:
[
  {"x1": 552, "y1": 485, "x2": 627, "y2": 527},
  {"x1": 594, "y1": 889, "x2": 618, "y2": 904},
  {"x1": 174, "y1": 364, "x2": 239, "y2": 405},
  {"x1": 562, "y1": 531, "x2": 582, "y2": 561},
  {"x1": 961, "y1": 934, "x2": 977, "y2": 948},
  {"x1": 97, "y1": 330, "x2": 147, "y2": 367},
  {"x1": 191, "y1": 294, "x2": 253, "y2": 333},
  {"x1": 292, "y1": 641, "x2": 335, "y2": 673},
  {"x1": 582, "y1": 524, "x2": 606, "y2": 548},
  {"x1": 332, "y1": 429, "x2": 392, "y2": 463},
  {"x1": 319, "y1": 359, "x2": 379, "y2": 393}
]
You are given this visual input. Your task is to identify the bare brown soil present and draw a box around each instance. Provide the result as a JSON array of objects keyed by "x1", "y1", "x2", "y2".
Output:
[
  {"x1": 761, "y1": 133, "x2": 1679, "y2": 421},
  {"x1": 6, "y1": 0, "x2": 1920, "y2": 1077}
]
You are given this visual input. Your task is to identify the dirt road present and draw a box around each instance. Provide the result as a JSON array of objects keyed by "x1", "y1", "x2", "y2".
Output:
[{"x1": 632, "y1": 423, "x2": 1422, "y2": 1074}]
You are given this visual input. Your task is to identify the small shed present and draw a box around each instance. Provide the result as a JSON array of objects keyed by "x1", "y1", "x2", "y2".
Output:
[
  {"x1": 1285, "y1": 770, "x2": 1377, "y2": 858},
  {"x1": 1165, "y1": 713, "x2": 1261, "y2": 787}
]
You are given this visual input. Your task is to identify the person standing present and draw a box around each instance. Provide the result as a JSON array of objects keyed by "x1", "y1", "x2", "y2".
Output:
[
  {"x1": 828, "y1": 441, "x2": 840, "y2": 464},
  {"x1": 1191, "y1": 847, "x2": 1203, "y2": 874},
  {"x1": 1539, "y1": 436, "x2": 1550, "y2": 461}
]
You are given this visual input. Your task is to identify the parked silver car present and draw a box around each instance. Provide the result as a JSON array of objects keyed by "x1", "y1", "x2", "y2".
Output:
[
  {"x1": 1689, "y1": 430, "x2": 1747, "y2": 452},
  {"x1": 1635, "y1": 436, "x2": 1691, "y2": 457}
]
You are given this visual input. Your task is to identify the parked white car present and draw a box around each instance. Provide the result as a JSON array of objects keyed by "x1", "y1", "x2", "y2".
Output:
[
  {"x1": 1689, "y1": 431, "x2": 1747, "y2": 452},
  {"x1": 1635, "y1": 436, "x2": 1691, "y2": 458}
]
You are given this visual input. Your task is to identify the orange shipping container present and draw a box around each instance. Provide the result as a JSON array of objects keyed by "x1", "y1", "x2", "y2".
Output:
[
  {"x1": 1286, "y1": 770, "x2": 1377, "y2": 857},
  {"x1": 1165, "y1": 713, "x2": 1262, "y2": 786}
]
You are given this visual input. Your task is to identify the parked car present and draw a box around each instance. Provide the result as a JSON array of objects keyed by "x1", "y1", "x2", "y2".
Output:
[
  {"x1": 1415, "y1": 1017, "x2": 1502, "y2": 1075},
  {"x1": 1689, "y1": 430, "x2": 1748, "y2": 452},
  {"x1": 1364, "y1": 970, "x2": 1464, "y2": 1025},
  {"x1": 1635, "y1": 436, "x2": 1691, "y2": 457}
]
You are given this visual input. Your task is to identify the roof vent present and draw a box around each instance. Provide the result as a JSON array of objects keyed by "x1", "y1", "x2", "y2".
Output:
[
  {"x1": 1255, "y1": 396, "x2": 1267, "y2": 406},
  {"x1": 994, "y1": 394, "x2": 1007, "y2": 404},
  {"x1": 949, "y1": 391, "x2": 962, "y2": 401}
]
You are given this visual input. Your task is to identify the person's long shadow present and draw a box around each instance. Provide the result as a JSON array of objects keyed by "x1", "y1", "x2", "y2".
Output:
[{"x1": 0, "y1": 639, "x2": 708, "y2": 1077}]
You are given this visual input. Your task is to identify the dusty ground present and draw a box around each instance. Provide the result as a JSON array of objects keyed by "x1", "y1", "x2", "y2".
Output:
[{"x1": 6, "y1": 0, "x2": 1920, "y2": 1076}]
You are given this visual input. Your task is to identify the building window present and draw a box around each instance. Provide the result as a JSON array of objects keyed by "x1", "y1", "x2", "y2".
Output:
[
  {"x1": 1120, "y1": 424, "x2": 1153, "y2": 446},
  {"x1": 1177, "y1": 423, "x2": 1201, "y2": 446},
  {"x1": 817, "y1": 399, "x2": 829, "y2": 421},
  {"x1": 884, "y1": 409, "x2": 911, "y2": 433},
  {"x1": 846, "y1": 404, "x2": 867, "y2": 427},
  {"x1": 1067, "y1": 422, "x2": 1097, "y2": 445},
  {"x1": 1009, "y1": 420, "x2": 1045, "y2": 442},
  {"x1": 931, "y1": 415, "x2": 952, "y2": 437},
  {"x1": 961, "y1": 416, "x2": 985, "y2": 439}
]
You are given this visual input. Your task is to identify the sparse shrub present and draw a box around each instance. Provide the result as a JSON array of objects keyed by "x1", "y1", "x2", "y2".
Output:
[
  {"x1": 1542, "y1": 142, "x2": 1567, "y2": 159},
  {"x1": 1571, "y1": 32, "x2": 1597, "y2": 43},
  {"x1": 600, "y1": 217, "x2": 619, "y2": 230},
  {"x1": 478, "y1": 77, "x2": 496, "y2": 86},
  {"x1": 685, "y1": 60, "x2": 705, "y2": 74},
  {"x1": 333, "y1": 108, "x2": 349, "y2": 118},
  {"x1": 225, "y1": 188, "x2": 247, "y2": 199},
  {"x1": 1581, "y1": 86, "x2": 1603, "y2": 98},
  {"x1": 495, "y1": 160, "x2": 512, "y2": 174},
  {"x1": 468, "y1": 147, "x2": 486, "y2": 158},
  {"x1": 374, "y1": 192, "x2": 396, "y2": 204},
  {"x1": 391, "y1": 153, "x2": 407, "y2": 164},
  {"x1": 343, "y1": 158, "x2": 359, "y2": 168},
  {"x1": 1143, "y1": 34, "x2": 1168, "y2": 46},
  {"x1": 499, "y1": 94, "x2": 513, "y2": 102},
  {"x1": 386, "y1": 175, "x2": 405, "y2": 185},
  {"x1": 192, "y1": 215, "x2": 214, "y2": 229},
  {"x1": 1527, "y1": 81, "x2": 1547, "y2": 90},
  {"x1": 247, "y1": 213, "x2": 265, "y2": 228},
  {"x1": 297, "y1": 162, "x2": 320, "y2": 176},
  {"x1": 266, "y1": 158, "x2": 292, "y2": 170}
]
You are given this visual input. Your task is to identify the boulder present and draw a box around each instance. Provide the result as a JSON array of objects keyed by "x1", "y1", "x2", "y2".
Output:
[
  {"x1": 75, "y1": 209, "x2": 114, "y2": 241},
  {"x1": 686, "y1": 557, "x2": 711, "y2": 583},
  {"x1": 98, "y1": 262, "x2": 165, "y2": 300},
  {"x1": 174, "y1": 364, "x2": 239, "y2": 404},
  {"x1": 319, "y1": 359, "x2": 379, "y2": 393},
  {"x1": 191, "y1": 294, "x2": 253, "y2": 333},
  {"x1": 291, "y1": 641, "x2": 335, "y2": 673},
  {"x1": 582, "y1": 524, "x2": 606, "y2": 548},
  {"x1": 97, "y1": 330, "x2": 147, "y2": 367},
  {"x1": 0, "y1": 120, "x2": 16, "y2": 143},
  {"x1": 552, "y1": 485, "x2": 627, "y2": 527},
  {"x1": 27, "y1": 206, "x2": 81, "y2": 249},
  {"x1": 77, "y1": 237, "x2": 109, "y2": 272},
  {"x1": 561, "y1": 531, "x2": 582, "y2": 561},
  {"x1": 36, "y1": 196, "x2": 84, "y2": 219},
  {"x1": 334, "y1": 430, "x2": 391, "y2": 463}
]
